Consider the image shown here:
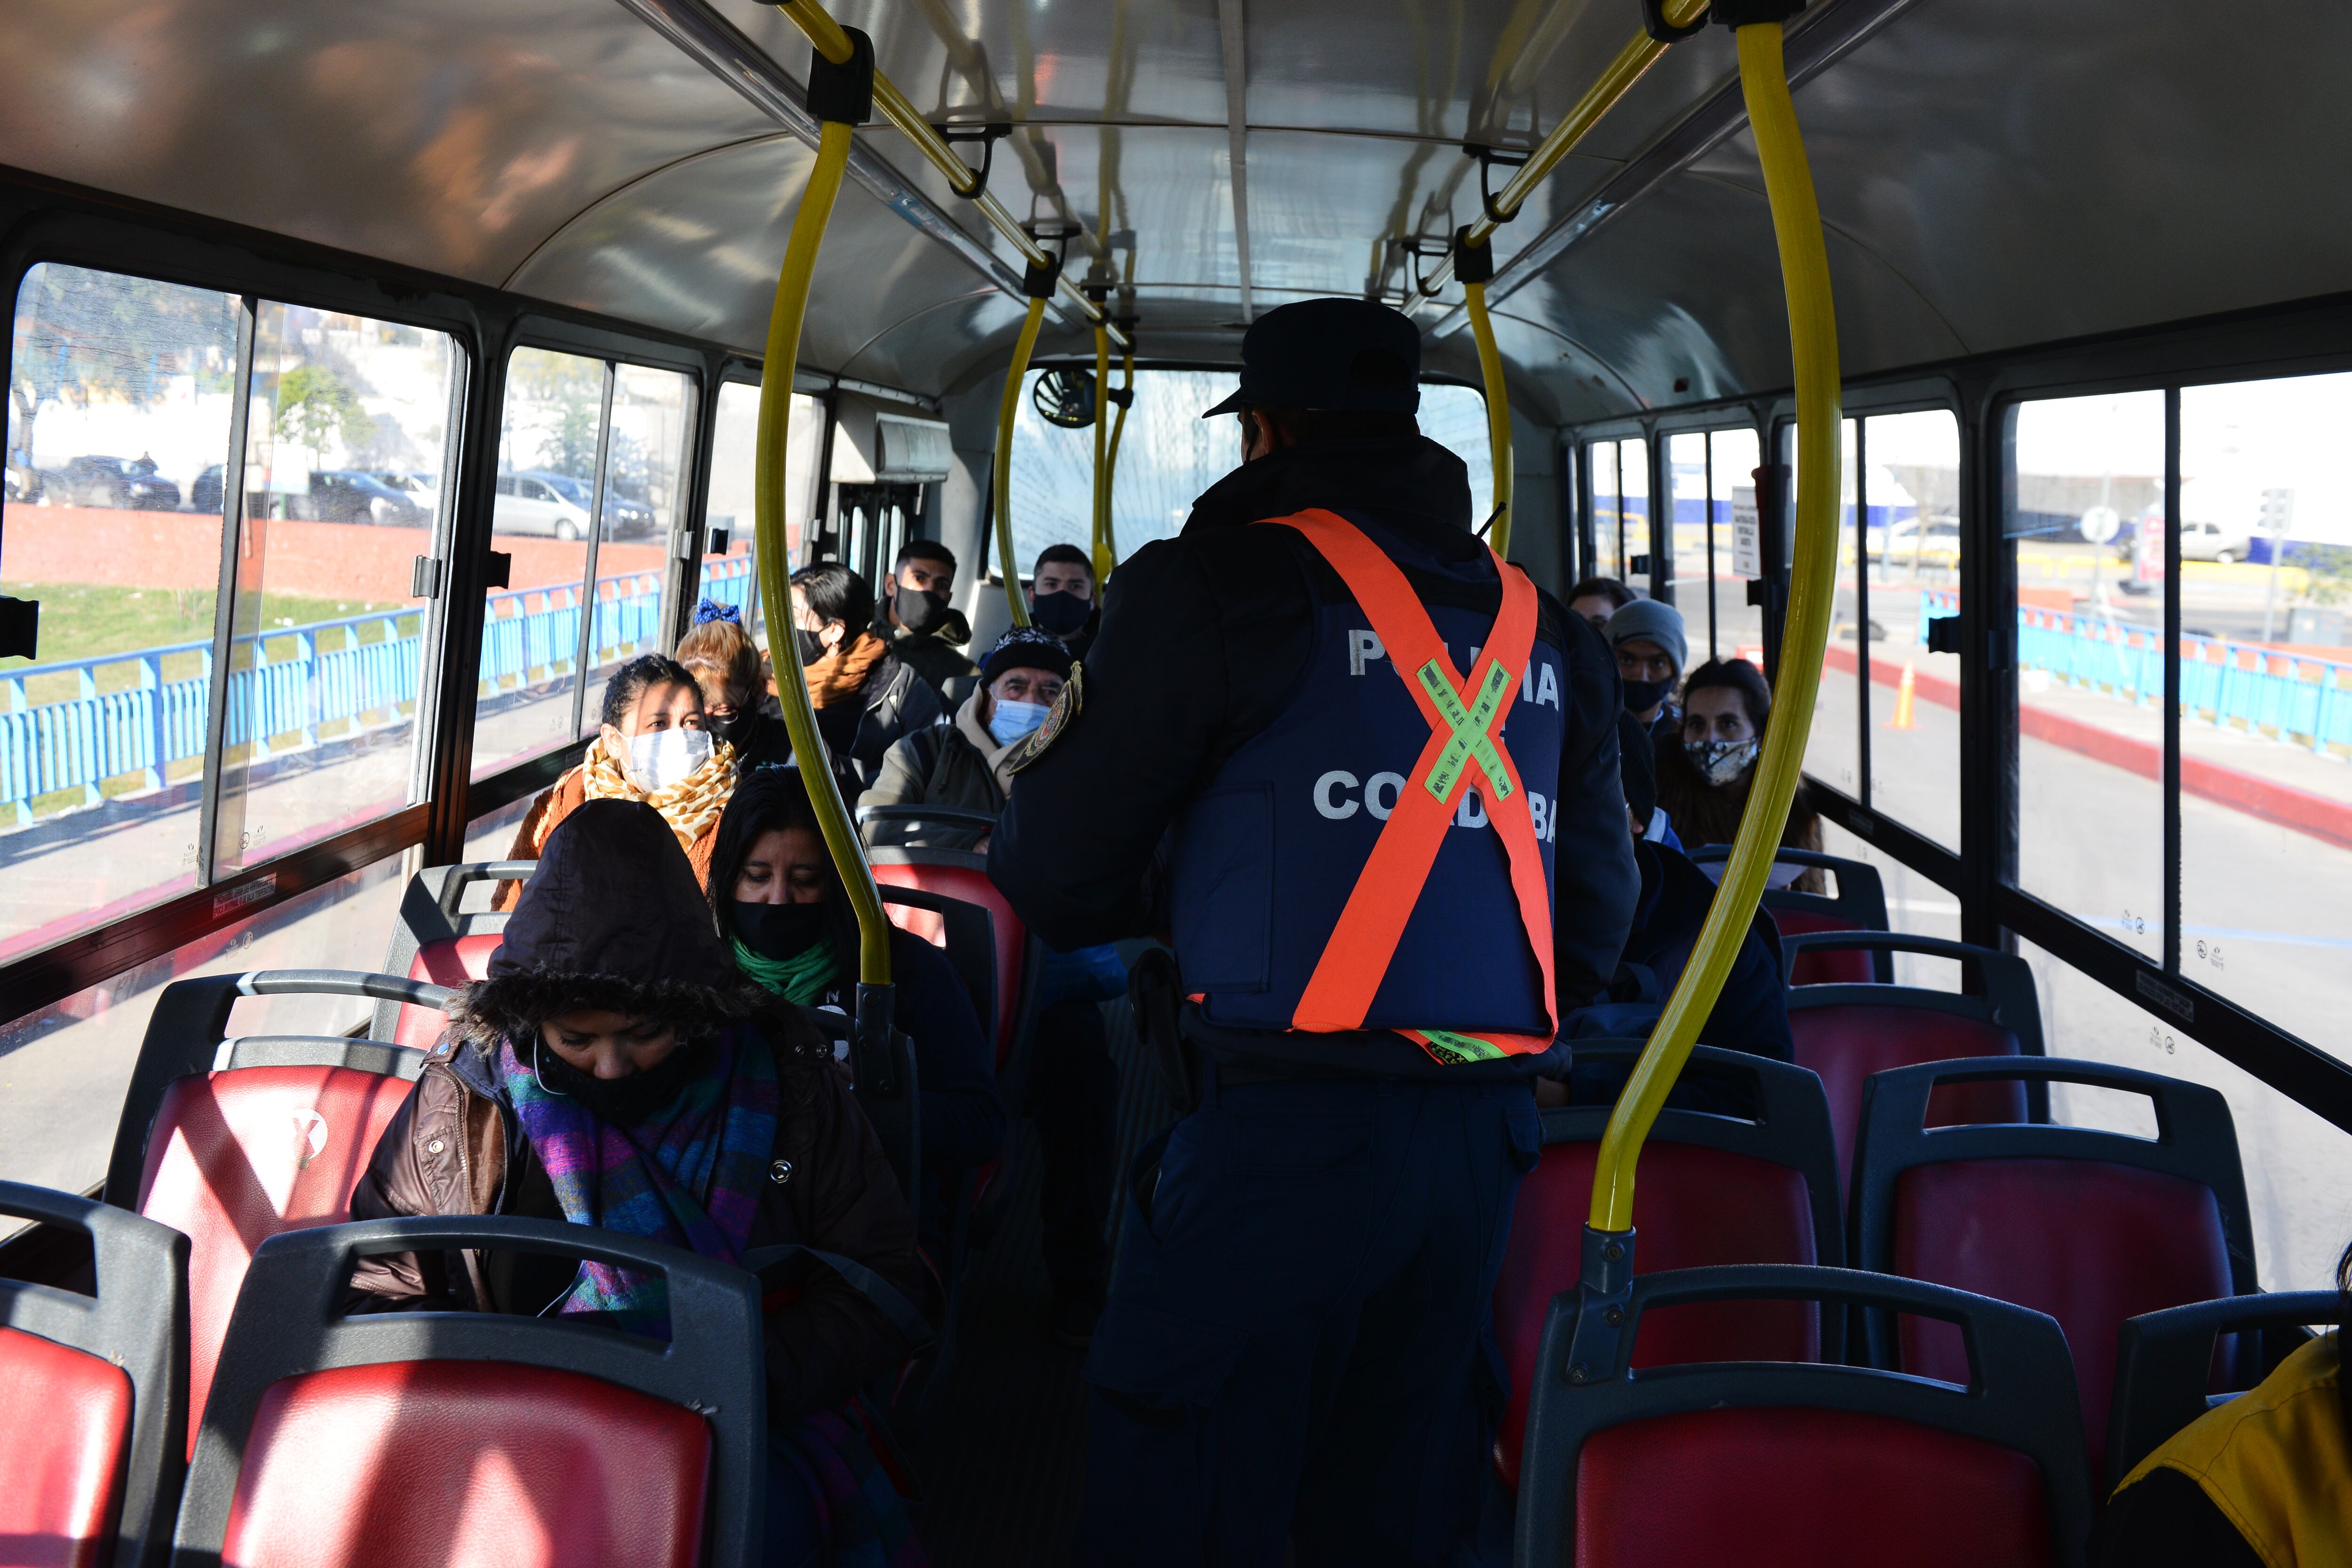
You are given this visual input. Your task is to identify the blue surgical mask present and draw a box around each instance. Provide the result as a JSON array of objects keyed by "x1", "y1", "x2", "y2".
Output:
[{"x1": 988, "y1": 699, "x2": 1050, "y2": 748}]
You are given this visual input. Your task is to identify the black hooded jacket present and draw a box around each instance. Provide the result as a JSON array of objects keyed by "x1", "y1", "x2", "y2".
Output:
[{"x1": 989, "y1": 434, "x2": 1640, "y2": 1079}]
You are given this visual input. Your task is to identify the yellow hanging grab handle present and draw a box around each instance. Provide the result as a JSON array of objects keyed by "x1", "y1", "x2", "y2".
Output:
[
  {"x1": 1465, "y1": 281, "x2": 1513, "y2": 556},
  {"x1": 753, "y1": 112, "x2": 892, "y2": 988},
  {"x1": 992, "y1": 297, "x2": 1049, "y2": 628},
  {"x1": 1586, "y1": 16, "x2": 1842, "y2": 1234}
]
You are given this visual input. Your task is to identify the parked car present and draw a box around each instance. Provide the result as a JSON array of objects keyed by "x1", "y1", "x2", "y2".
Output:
[
  {"x1": 56, "y1": 454, "x2": 182, "y2": 510},
  {"x1": 492, "y1": 471, "x2": 594, "y2": 540},
  {"x1": 190, "y1": 464, "x2": 224, "y2": 516},
  {"x1": 1868, "y1": 514, "x2": 1961, "y2": 567},
  {"x1": 518, "y1": 470, "x2": 658, "y2": 540},
  {"x1": 2179, "y1": 517, "x2": 2253, "y2": 564},
  {"x1": 307, "y1": 469, "x2": 428, "y2": 525},
  {"x1": 371, "y1": 470, "x2": 442, "y2": 520}
]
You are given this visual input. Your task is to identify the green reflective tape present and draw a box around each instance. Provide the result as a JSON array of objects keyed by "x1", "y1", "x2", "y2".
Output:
[
  {"x1": 1417, "y1": 1029, "x2": 1510, "y2": 1065},
  {"x1": 1416, "y1": 658, "x2": 1517, "y2": 804}
]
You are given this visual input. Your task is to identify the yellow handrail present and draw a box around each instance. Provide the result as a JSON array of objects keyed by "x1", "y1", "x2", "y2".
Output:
[
  {"x1": 1465, "y1": 279, "x2": 1514, "y2": 556},
  {"x1": 754, "y1": 117, "x2": 892, "y2": 987},
  {"x1": 1090, "y1": 323, "x2": 1113, "y2": 584},
  {"x1": 1586, "y1": 16, "x2": 1842, "y2": 1233},
  {"x1": 993, "y1": 297, "x2": 1048, "y2": 628},
  {"x1": 1103, "y1": 349, "x2": 1133, "y2": 575},
  {"x1": 773, "y1": 0, "x2": 1130, "y2": 353}
]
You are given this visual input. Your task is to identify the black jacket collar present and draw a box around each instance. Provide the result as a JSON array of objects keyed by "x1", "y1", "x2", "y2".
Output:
[{"x1": 1183, "y1": 435, "x2": 1482, "y2": 564}]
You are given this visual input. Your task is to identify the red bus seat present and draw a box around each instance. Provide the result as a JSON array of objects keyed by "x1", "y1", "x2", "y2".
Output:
[
  {"x1": 1492, "y1": 1044, "x2": 1842, "y2": 1490},
  {"x1": 868, "y1": 845, "x2": 1032, "y2": 1070},
  {"x1": 105, "y1": 973, "x2": 438, "y2": 1459},
  {"x1": 1850, "y1": 1056, "x2": 2257, "y2": 1481},
  {"x1": 375, "y1": 863, "x2": 529, "y2": 1045},
  {"x1": 1513, "y1": 1264, "x2": 2093, "y2": 1568},
  {"x1": 1686, "y1": 846, "x2": 1892, "y2": 984},
  {"x1": 0, "y1": 1182, "x2": 186, "y2": 1568},
  {"x1": 174, "y1": 1215, "x2": 763, "y2": 1568},
  {"x1": 1781, "y1": 931, "x2": 2043, "y2": 1186}
]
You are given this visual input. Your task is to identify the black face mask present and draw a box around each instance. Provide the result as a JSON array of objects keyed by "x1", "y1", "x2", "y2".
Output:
[
  {"x1": 531, "y1": 1032, "x2": 718, "y2": 1127},
  {"x1": 1622, "y1": 676, "x2": 1674, "y2": 714},
  {"x1": 709, "y1": 710, "x2": 753, "y2": 748},
  {"x1": 730, "y1": 898, "x2": 830, "y2": 961},
  {"x1": 1029, "y1": 589, "x2": 1092, "y2": 637},
  {"x1": 793, "y1": 627, "x2": 830, "y2": 667},
  {"x1": 893, "y1": 586, "x2": 952, "y2": 637}
]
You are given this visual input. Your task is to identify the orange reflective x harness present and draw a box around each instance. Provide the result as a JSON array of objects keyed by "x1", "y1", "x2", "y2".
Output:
[{"x1": 1263, "y1": 509, "x2": 1559, "y2": 1064}]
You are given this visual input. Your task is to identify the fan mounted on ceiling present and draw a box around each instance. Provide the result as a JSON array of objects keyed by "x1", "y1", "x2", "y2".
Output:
[{"x1": 1031, "y1": 366, "x2": 1097, "y2": 429}]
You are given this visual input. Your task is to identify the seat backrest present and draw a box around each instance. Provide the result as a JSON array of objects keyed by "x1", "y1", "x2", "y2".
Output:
[
  {"x1": 374, "y1": 863, "x2": 530, "y2": 1042},
  {"x1": 875, "y1": 884, "x2": 999, "y2": 1068},
  {"x1": 1783, "y1": 933, "x2": 2044, "y2": 1186},
  {"x1": 1687, "y1": 846, "x2": 1892, "y2": 984},
  {"x1": 1515, "y1": 1264, "x2": 2092, "y2": 1568},
  {"x1": 2106, "y1": 1290, "x2": 2340, "y2": 1492},
  {"x1": 109, "y1": 986, "x2": 432, "y2": 1460},
  {"x1": 0, "y1": 1182, "x2": 188, "y2": 1568},
  {"x1": 1491, "y1": 1044, "x2": 1843, "y2": 1490},
  {"x1": 172, "y1": 1216, "x2": 763, "y2": 1568},
  {"x1": 1851, "y1": 1056, "x2": 2257, "y2": 1481},
  {"x1": 870, "y1": 848, "x2": 1029, "y2": 1065}
]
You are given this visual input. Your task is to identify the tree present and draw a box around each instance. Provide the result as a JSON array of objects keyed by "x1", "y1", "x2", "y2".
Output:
[
  {"x1": 8, "y1": 264, "x2": 234, "y2": 480},
  {"x1": 273, "y1": 365, "x2": 369, "y2": 469},
  {"x1": 2295, "y1": 544, "x2": 2352, "y2": 609}
]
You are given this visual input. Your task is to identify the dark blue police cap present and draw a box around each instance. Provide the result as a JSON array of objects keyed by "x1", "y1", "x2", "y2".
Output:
[{"x1": 1200, "y1": 297, "x2": 1421, "y2": 418}]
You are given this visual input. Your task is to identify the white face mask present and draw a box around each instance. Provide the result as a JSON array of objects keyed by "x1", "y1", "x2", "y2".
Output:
[
  {"x1": 987, "y1": 700, "x2": 1051, "y2": 748},
  {"x1": 1685, "y1": 736, "x2": 1761, "y2": 788},
  {"x1": 628, "y1": 725, "x2": 712, "y2": 792}
]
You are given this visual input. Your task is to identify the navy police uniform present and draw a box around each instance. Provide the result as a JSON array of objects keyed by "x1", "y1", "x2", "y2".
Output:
[{"x1": 989, "y1": 299, "x2": 1639, "y2": 1566}]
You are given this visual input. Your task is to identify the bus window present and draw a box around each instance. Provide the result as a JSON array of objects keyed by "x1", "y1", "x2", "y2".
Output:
[
  {"x1": 473, "y1": 347, "x2": 606, "y2": 776},
  {"x1": 1004, "y1": 370, "x2": 1495, "y2": 579},
  {"x1": 212, "y1": 303, "x2": 459, "y2": 873},
  {"x1": 2177, "y1": 371, "x2": 2352, "y2": 1060},
  {"x1": 700, "y1": 382, "x2": 820, "y2": 640},
  {"x1": 0, "y1": 264, "x2": 239, "y2": 953},
  {"x1": 1617, "y1": 438, "x2": 1649, "y2": 592},
  {"x1": 1668, "y1": 432, "x2": 1710, "y2": 645},
  {"x1": 1589, "y1": 440, "x2": 1622, "y2": 581},
  {"x1": 1863, "y1": 410, "x2": 1962, "y2": 849},
  {"x1": 0, "y1": 849, "x2": 406, "y2": 1242},
  {"x1": 581, "y1": 363, "x2": 695, "y2": 738},
  {"x1": 1707, "y1": 427, "x2": 1764, "y2": 664},
  {"x1": 2010, "y1": 392, "x2": 2165, "y2": 962},
  {"x1": 1800, "y1": 419, "x2": 1862, "y2": 805}
]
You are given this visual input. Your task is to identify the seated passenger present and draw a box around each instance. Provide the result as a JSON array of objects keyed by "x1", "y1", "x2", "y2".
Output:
[
  {"x1": 1566, "y1": 574, "x2": 1637, "y2": 630},
  {"x1": 874, "y1": 539, "x2": 979, "y2": 695},
  {"x1": 500, "y1": 653, "x2": 735, "y2": 909},
  {"x1": 679, "y1": 598, "x2": 794, "y2": 770},
  {"x1": 709, "y1": 763, "x2": 1007, "y2": 1251},
  {"x1": 2092, "y1": 1238, "x2": 2351, "y2": 1568},
  {"x1": 1027, "y1": 542, "x2": 1100, "y2": 659},
  {"x1": 1605, "y1": 595, "x2": 1688, "y2": 743},
  {"x1": 1656, "y1": 655, "x2": 1825, "y2": 891},
  {"x1": 789, "y1": 561, "x2": 944, "y2": 797},
  {"x1": 858, "y1": 627, "x2": 1070, "y2": 853},
  {"x1": 349, "y1": 799, "x2": 931, "y2": 1568}
]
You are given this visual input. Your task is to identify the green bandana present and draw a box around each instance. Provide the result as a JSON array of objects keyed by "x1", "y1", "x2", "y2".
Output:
[{"x1": 731, "y1": 935, "x2": 839, "y2": 1006}]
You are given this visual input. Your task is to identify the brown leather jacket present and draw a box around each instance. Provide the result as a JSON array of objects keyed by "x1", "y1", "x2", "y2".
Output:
[{"x1": 347, "y1": 1028, "x2": 930, "y2": 1425}]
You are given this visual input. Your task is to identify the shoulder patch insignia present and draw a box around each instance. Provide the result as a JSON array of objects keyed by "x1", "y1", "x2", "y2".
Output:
[{"x1": 1006, "y1": 661, "x2": 1081, "y2": 774}]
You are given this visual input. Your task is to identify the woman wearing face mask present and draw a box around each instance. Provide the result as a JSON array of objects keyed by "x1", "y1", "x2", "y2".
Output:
[
  {"x1": 858, "y1": 628, "x2": 1071, "y2": 853},
  {"x1": 709, "y1": 765, "x2": 1005, "y2": 1255},
  {"x1": 1653, "y1": 656, "x2": 1825, "y2": 892},
  {"x1": 678, "y1": 599, "x2": 795, "y2": 770},
  {"x1": 788, "y1": 562, "x2": 944, "y2": 798},
  {"x1": 497, "y1": 653, "x2": 738, "y2": 910},
  {"x1": 349, "y1": 800, "x2": 934, "y2": 1568}
]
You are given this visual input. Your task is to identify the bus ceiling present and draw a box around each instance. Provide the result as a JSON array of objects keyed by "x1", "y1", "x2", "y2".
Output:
[{"x1": 0, "y1": 1, "x2": 2346, "y2": 417}]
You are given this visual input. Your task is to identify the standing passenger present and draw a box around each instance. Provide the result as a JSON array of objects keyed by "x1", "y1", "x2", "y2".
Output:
[
  {"x1": 987, "y1": 296, "x2": 1639, "y2": 1566},
  {"x1": 874, "y1": 539, "x2": 980, "y2": 694}
]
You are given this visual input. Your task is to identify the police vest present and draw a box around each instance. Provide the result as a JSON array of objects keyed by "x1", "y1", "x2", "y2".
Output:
[{"x1": 1168, "y1": 508, "x2": 1566, "y2": 1064}]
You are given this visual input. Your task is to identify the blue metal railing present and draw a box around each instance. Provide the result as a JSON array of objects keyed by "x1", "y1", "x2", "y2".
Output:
[
  {"x1": 1918, "y1": 587, "x2": 2352, "y2": 759},
  {"x1": 0, "y1": 552, "x2": 758, "y2": 821}
]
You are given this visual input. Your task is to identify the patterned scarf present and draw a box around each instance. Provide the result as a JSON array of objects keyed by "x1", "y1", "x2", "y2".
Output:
[
  {"x1": 580, "y1": 729, "x2": 739, "y2": 851},
  {"x1": 804, "y1": 629, "x2": 889, "y2": 709},
  {"x1": 772, "y1": 1407, "x2": 929, "y2": 1568},
  {"x1": 498, "y1": 1023, "x2": 779, "y2": 1337}
]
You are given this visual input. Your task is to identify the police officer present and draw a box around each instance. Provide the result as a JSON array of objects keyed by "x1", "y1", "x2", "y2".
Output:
[{"x1": 988, "y1": 297, "x2": 1638, "y2": 1567}]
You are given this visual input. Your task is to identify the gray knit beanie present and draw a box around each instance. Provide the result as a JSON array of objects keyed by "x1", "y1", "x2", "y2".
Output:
[{"x1": 1604, "y1": 597, "x2": 1689, "y2": 676}]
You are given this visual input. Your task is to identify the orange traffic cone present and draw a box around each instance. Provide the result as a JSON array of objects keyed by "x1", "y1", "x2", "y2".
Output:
[{"x1": 1889, "y1": 661, "x2": 1917, "y2": 729}]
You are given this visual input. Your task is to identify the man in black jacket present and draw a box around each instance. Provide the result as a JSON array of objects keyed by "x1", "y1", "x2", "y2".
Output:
[{"x1": 990, "y1": 298, "x2": 1638, "y2": 1567}]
